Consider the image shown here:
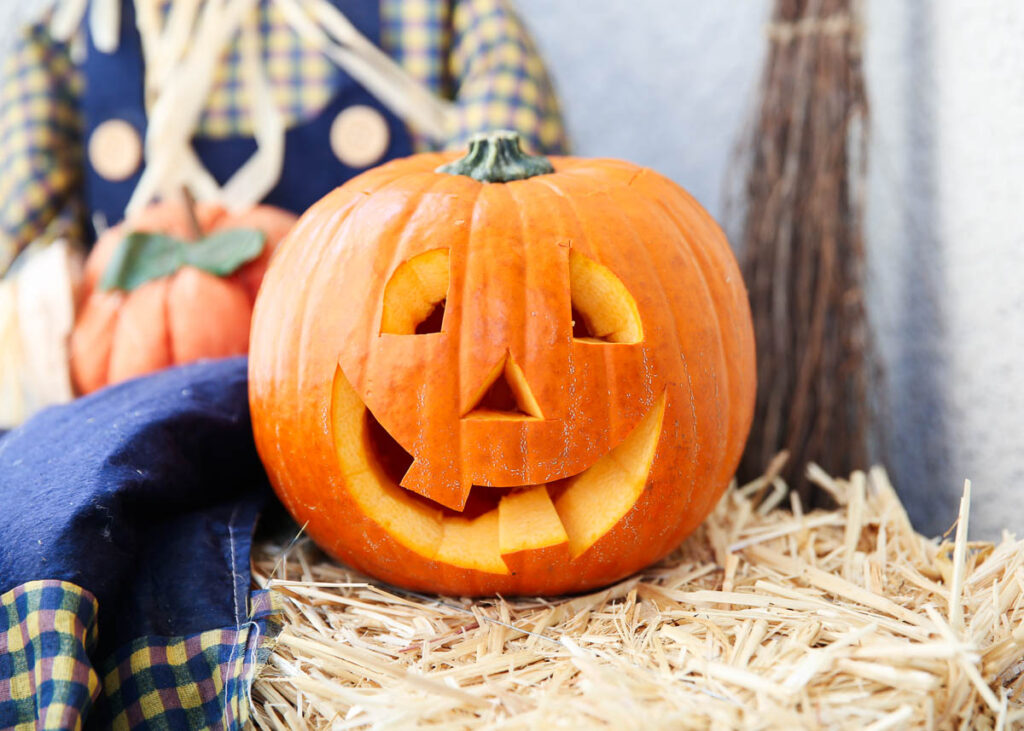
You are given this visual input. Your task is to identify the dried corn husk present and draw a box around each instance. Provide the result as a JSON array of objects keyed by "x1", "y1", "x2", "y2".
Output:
[
  {"x1": 0, "y1": 240, "x2": 80, "y2": 428},
  {"x1": 47, "y1": 0, "x2": 454, "y2": 216}
]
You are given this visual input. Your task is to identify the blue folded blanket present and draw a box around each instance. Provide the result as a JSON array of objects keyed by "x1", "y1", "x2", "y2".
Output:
[{"x1": 0, "y1": 357, "x2": 279, "y2": 729}]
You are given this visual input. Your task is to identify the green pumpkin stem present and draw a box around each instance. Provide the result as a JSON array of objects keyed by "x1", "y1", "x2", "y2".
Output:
[
  {"x1": 181, "y1": 186, "x2": 203, "y2": 240},
  {"x1": 436, "y1": 130, "x2": 553, "y2": 183}
]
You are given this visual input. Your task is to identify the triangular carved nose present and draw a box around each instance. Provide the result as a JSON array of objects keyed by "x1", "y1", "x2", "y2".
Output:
[{"x1": 462, "y1": 352, "x2": 543, "y2": 420}]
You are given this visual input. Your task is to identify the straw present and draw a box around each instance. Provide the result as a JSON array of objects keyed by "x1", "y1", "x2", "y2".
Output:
[{"x1": 250, "y1": 466, "x2": 1024, "y2": 729}]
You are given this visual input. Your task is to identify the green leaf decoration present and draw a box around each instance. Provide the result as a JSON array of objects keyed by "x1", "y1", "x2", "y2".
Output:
[
  {"x1": 182, "y1": 228, "x2": 266, "y2": 276},
  {"x1": 98, "y1": 228, "x2": 267, "y2": 292},
  {"x1": 99, "y1": 232, "x2": 184, "y2": 292}
]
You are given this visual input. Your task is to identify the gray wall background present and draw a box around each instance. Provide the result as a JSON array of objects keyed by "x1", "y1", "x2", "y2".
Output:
[{"x1": 3, "y1": 1, "x2": 1022, "y2": 537}]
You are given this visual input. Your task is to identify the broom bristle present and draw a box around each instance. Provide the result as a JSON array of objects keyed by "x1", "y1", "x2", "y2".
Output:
[{"x1": 737, "y1": 0, "x2": 876, "y2": 503}]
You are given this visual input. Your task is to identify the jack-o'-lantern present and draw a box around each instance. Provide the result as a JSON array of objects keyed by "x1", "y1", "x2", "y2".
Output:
[
  {"x1": 249, "y1": 131, "x2": 756, "y2": 596},
  {"x1": 70, "y1": 200, "x2": 296, "y2": 394}
]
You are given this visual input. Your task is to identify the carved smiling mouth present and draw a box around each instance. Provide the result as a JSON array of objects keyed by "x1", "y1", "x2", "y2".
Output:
[{"x1": 332, "y1": 366, "x2": 667, "y2": 574}]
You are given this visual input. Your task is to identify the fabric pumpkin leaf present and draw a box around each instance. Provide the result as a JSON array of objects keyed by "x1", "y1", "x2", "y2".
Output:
[
  {"x1": 99, "y1": 229, "x2": 266, "y2": 292},
  {"x1": 99, "y1": 232, "x2": 183, "y2": 292},
  {"x1": 183, "y1": 229, "x2": 266, "y2": 276}
]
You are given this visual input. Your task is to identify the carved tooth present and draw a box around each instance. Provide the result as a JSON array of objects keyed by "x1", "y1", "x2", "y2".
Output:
[
  {"x1": 498, "y1": 485, "x2": 569, "y2": 556},
  {"x1": 400, "y1": 458, "x2": 473, "y2": 511}
]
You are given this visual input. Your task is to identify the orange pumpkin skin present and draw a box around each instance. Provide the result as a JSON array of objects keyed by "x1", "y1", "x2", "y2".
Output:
[
  {"x1": 249, "y1": 147, "x2": 756, "y2": 596},
  {"x1": 70, "y1": 201, "x2": 296, "y2": 394}
]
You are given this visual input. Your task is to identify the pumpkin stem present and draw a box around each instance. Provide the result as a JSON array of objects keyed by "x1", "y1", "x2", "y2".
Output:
[
  {"x1": 181, "y1": 185, "x2": 202, "y2": 240},
  {"x1": 436, "y1": 130, "x2": 553, "y2": 183}
]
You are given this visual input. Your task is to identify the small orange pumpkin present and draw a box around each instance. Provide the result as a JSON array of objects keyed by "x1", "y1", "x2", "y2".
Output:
[
  {"x1": 249, "y1": 132, "x2": 756, "y2": 596},
  {"x1": 70, "y1": 200, "x2": 296, "y2": 394}
]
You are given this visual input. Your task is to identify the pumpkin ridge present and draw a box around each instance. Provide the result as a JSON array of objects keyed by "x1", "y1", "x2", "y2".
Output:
[
  {"x1": 312, "y1": 182, "x2": 412, "y2": 391},
  {"x1": 282, "y1": 200, "x2": 370, "y2": 517},
  {"x1": 647, "y1": 186, "x2": 746, "y2": 356},
  {"x1": 260, "y1": 212, "x2": 335, "y2": 502},
  {"x1": 513, "y1": 175, "x2": 585, "y2": 467},
  {"x1": 598, "y1": 185, "x2": 703, "y2": 558},
  {"x1": 324, "y1": 171, "x2": 469, "y2": 508},
  {"x1": 648, "y1": 181, "x2": 753, "y2": 363},
  {"x1": 620, "y1": 191, "x2": 720, "y2": 536},
  {"x1": 98, "y1": 295, "x2": 122, "y2": 389},
  {"x1": 531, "y1": 174, "x2": 639, "y2": 452},
  {"x1": 107, "y1": 278, "x2": 173, "y2": 382},
  {"x1": 446, "y1": 178, "x2": 486, "y2": 497},
  {"x1": 281, "y1": 186, "x2": 391, "y2": 464},
  {"x1": 488, "y1": 178, "x2": 534, "y2": 418},
  {"x1": 446, "y1": 177, "x2": 493, "y2": 499},
  {"x1": 377, "y1": 170, "x2": 476, "y2": 329},
  {"x1": 641, "y1": 189, "x2": 746, "y2": 522},
  {"x1": 539, "y1": 172, "x2": 702, "y2": 568},
  {"x1": 626, "y1": 192, "x2": 719, "y2": 469},
  {"x1": 505, "y1": 173, "x2": 569, "y2": 428},
  {"x1": 492, "y1": 179, "x2": 552, "y2": 492},
  {"x1": 163, "y1": 272, "x2": 177, "y2": 364},
  {"x1": 369, "y1": 172, "x2": 482, "y2": 502}
]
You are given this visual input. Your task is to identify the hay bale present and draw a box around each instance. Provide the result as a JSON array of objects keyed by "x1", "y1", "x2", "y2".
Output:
[{"x1": 250, "y1": 465, "x2": 1024, "y2": 729}]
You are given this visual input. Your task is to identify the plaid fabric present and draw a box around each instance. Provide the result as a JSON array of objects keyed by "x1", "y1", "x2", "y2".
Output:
[
  {"x1": 0, "y1": 24, "x2": 84, "y2": 273},
  {"x1": 198, "y1": 0, "x2": 337, "y2": 138},
  {"x1": 383, "y1": 0, "x2": 568, "y2": 154},
  {"x1": 0, "y1": 581, "x2": 100, "y2": 730},
  {"x1": 0, "y1": 0, "x2": 566, "y2": 267},
  {"x1": 0, "y1": 581, "x2": 282, "y2": 731}
]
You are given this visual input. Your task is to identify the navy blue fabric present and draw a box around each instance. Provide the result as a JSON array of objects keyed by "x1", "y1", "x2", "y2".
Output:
[
  {"x1": 192, "y1": 74, "x2": 415, "y2": 216},
  {"x1": 193, "y1": 0, "x2": 413, "y2": 215},
  {"x1": 83, "y1": 0, "x2": 414, "y2": 243},
  {"x1": 0, "y1": 357, "x2": 270, "y2": 659},
  {"x1": 81, "y1": 0, "x2": 147, "y2": 234}
]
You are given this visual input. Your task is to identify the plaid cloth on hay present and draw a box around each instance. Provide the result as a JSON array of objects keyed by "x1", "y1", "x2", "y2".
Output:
[
  {"x1": 0, "y1": 582, "x2": 281, "y2": 730},
  {"x1": 0, "y1": 0, "x2": 568, "y2": 271}
]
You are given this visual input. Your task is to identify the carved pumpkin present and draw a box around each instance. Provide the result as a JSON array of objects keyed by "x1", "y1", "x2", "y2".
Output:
[
  {"x1": 70, "y1": 200, "x2": 296, "y2": 394},
  {"x1": 249, "y1": 131, "x2": 756, "y2": 596}
]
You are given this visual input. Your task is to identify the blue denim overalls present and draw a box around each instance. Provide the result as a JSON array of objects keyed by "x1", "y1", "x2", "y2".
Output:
[{"x1": 81, "y1": 0, "x2": 414, "y2": 237}]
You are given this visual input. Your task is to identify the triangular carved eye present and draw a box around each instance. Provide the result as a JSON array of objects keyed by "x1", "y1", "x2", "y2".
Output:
[
  {"x1": 381, "y1": 248, "x2": 450, "y2": 335},
  {"x1": 569, "y1": 250, "x2": 643, "y2": 343}
]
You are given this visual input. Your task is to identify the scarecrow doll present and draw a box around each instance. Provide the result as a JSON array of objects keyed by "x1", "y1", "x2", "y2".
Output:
[
  {"x1": 0, "y1": 0, "x2": 566, "y2": 425},
  {"x1": 0, "y1": 1, "x2": 566, "y2": 727}
]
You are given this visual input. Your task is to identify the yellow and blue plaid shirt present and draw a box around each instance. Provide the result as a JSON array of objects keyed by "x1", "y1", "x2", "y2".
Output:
[
  {"x1": 1, "y1": 581, "x2": 282, "y2": 729},
  {"x1": 0, "y1": 0, "x2": 568, "y2": 272}
]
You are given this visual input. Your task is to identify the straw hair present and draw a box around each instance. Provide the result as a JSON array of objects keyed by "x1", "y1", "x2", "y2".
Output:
[
  {"x1": 47, "y1": 0, "x2": 453, "y2": 214},
  {"x1": 250, "y1": 461, "x2": 1024, "y2": 728}
]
